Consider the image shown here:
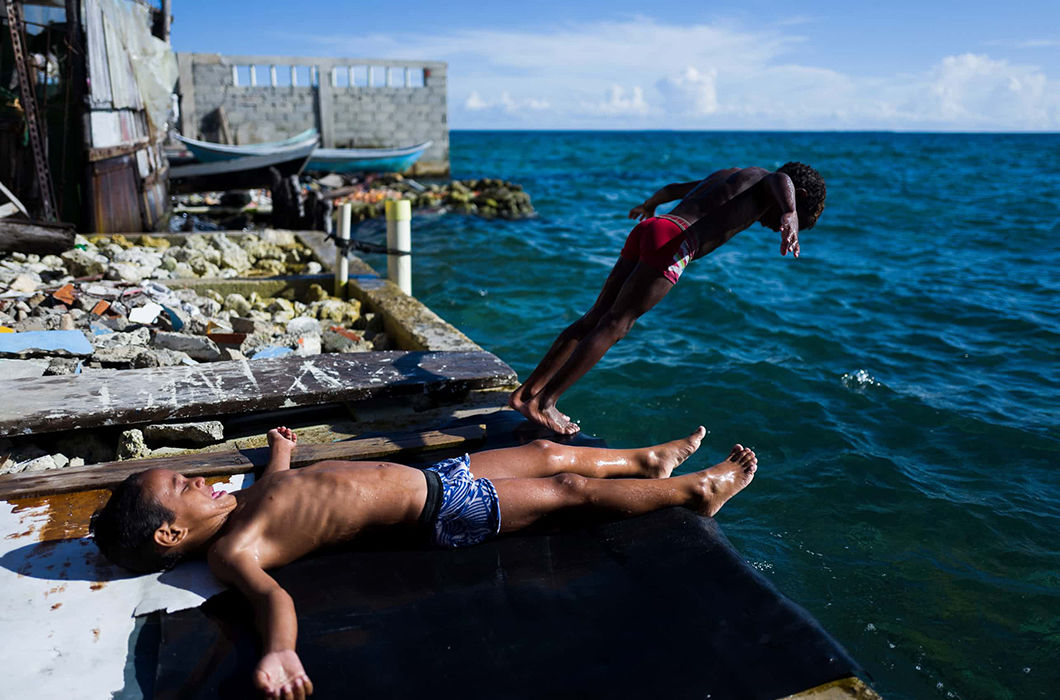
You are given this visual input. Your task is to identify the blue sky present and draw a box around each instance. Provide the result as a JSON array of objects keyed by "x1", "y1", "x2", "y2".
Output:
[{"x1": 172, "y1": 0, "x2": 1060, "y2": 131}]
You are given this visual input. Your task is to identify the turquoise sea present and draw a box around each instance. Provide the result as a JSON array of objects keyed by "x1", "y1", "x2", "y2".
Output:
[{"x1": 357, "y1": 131, "x2": 1060, "y2": 699}]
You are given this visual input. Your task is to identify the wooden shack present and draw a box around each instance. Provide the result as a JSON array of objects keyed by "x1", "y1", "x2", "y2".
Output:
[{"x1": 0, "y1": 0, "x2": 173, "y2": 233}]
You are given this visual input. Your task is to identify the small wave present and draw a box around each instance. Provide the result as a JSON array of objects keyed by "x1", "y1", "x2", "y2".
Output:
[{"x1": 841, "y1": 369, "x2": 882, "y2": 391}]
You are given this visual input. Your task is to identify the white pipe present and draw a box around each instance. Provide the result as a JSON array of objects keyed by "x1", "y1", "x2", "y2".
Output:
[
  {"x1": 335, "y1": 202, "x2": 351, "y2": 297},
  {"x1": 385, "y1": 200, "x2": 412, "y2": 295}
]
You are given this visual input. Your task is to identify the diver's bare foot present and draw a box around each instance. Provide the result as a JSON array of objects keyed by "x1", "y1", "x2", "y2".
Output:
[
  {"x1": 509, "y1": 387, "x2": 571, "y2": 426},
  {"x1": 686, "y1": 444, "x2": 757, "y2": 517},
  {"x1": 515, "y1": 396, "x2": 579, "y2": 435},
  {"x1": 267, "y1": 426, "x2": 297, "y2": 453},
  {"x1": 643, "y1": 426, "x2": 706, "y2": 477}
]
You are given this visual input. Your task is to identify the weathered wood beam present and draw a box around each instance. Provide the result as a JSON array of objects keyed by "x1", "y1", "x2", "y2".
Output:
[
  {"x1": 0, "y1": 424, "x2": 486, "y2": 499},
  {"x1": 0, "y1": 350, "x2": 516, "y2": 437},
  {"x1": 0, "y1": 220, "x2": 76, "y2": 254}
]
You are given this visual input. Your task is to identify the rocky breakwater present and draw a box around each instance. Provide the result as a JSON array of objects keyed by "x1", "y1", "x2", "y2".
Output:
[{"x1": 332, "y1": 175, "x2": 535, "y2": 223}]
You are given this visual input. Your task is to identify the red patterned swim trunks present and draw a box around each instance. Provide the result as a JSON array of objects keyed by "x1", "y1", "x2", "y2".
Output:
[{"x1": 619, "y1": 214, "x2": 697, "y2": 285}]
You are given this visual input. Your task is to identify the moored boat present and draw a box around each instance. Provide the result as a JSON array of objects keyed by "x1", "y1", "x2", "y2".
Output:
[
  {"x1": 174, "y1": 128, "x2": 319, "y2": 163},
  {"x1": 305, "y1": 141, "x2": 432, "y2": 174}
]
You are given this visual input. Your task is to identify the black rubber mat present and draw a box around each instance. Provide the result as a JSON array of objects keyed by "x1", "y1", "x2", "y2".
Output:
[{"x1": 154, "y1": 508, "x2": 860, "y2": 699}]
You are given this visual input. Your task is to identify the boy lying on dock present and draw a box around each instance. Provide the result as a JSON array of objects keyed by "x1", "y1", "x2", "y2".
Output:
[
  {"x1": 91, "y1": 425, "x2": 758, "y2": 699},
  {"x1": 510, "y1": 163, "x2": 827, "y2": 434}
]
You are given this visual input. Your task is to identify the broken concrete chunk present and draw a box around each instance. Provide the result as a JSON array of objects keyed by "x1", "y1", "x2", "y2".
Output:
[
  {"x1": 51, "y1": 453, "x2": 69, "y2": 469},
  {"x1": 230, "y1": 316, "x2": 273, "y2": 334},
  {"x1": 69, "y1": 457, "x2": 85, "y2": 467},
  {"x1": 143, "y1": 421, "x2": 224, "y2": 445},
  {"x1": 60, "y1": 248, "x2": 108, "y2": 276},
  {"x1": 117, "y1": 429, "x2": 150, "y2": 460},
  {"x1": 286, "y1": 316, "x2": 322, "y2": 337},
  {"x1": 153, "y1": 331, "x2": 222, "y2": 361},
  {"x1": 223, "y1": 293, "x2": 253, "y2": 317},
  {"x1": 44, "y1": 357, "x2": 82, "y2": 375},
  {"x1": 18, "y1": 455, "x2": 57, "y2": 472},
  {"x1": 322, "y1": 328, "x2": 373, "y2": 353},
  {"x1": 93, "y1": 326, "x2": 150, "y2": 349},
  {"x1": 0, "y1": 358, "x2": 51, "y2": 379},
  {"x1": 132, "y1": 347, "x2": 197, "y2": 368}
]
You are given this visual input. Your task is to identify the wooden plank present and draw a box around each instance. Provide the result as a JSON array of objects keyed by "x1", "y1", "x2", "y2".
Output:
[
  {"x1": 0, "y1": 220, "x2": 76, "y2": 254},
  {"x1": 0, "y1": 424, "x2": 486, "y2": 500},
  {"x1": 0, "y1": 350, "x2": 514, "y2": 437}
]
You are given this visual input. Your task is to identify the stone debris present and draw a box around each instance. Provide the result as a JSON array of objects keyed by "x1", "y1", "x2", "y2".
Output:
[
  {"x1": 143, "y1": 421, "x2": 224, "y2": 445},
  {"x1": 117, "y1": 429, "x2": 150, "y2": 461},
  {"x1": 0, "y1": 235, "x2": 398, "y2": 473},
  {"x1": 0, "y1": 266, "x2": 387, "y2": 374}
]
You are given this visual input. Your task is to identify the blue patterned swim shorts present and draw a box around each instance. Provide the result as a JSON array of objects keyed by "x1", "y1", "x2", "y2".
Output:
[{"x1": 422, "y1": 454, "x2": 501, "y2": 548}]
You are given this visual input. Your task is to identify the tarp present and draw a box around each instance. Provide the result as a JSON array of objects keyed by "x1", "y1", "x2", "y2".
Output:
[{"x1": 156, "y1": 509, "x2": 862, "y2": 699}]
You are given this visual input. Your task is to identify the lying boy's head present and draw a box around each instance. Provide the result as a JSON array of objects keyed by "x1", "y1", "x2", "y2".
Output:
[
  {"x1": 90, "y1": 468, "x2": 236, "y2": 573},
  {"x1": 777, "y1": 162, "x2": 826, "y2": 229}
]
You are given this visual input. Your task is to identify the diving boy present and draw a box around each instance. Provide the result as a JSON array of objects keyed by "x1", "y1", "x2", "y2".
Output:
[
  {"x1": 509, "y1": 163, "x2": 827, "y2": 434},
  {"x1": 91, "y1": 425, "x2": 758, "y2": 699}
]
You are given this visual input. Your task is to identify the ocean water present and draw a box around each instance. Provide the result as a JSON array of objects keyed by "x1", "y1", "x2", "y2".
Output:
[{"x1": 356, "y1": 131, "x2": 1060, "y2": 699}]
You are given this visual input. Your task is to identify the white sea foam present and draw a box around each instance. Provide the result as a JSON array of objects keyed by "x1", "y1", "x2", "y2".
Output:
[{"x1": 841, "y1": 369, "x2": 882, "y2": 391}]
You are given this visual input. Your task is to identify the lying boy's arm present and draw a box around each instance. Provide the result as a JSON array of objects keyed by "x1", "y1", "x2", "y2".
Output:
[
  {"x1": 760, "y1": 172, "x2": 800, "y2": 257},
  {"x1": 628, "y1": 180, "x2": 702, "y2": 219},
  {"x1": 209, "y1": 548, "x2": 314, "y2": 699}
]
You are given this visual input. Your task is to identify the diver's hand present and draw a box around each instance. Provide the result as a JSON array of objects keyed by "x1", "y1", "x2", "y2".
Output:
[
  {"x1": 779, "y1": 211, "x2": 800, "y2": 258},
  {"x1": 255, "y1": 650, "x2": 314, "y2": 700},
  {"x1": 628, "y1": 202, "x2": 656, "y2": 220}
]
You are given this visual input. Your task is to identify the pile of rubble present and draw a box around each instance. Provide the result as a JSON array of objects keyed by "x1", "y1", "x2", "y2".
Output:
[
  {"x1": 16, "y1": 229, "x2": 322, "y2": 286},
  {"x1": 0, "y1": 270, "x2": 389, "y2": 472},
  {"x1": 0, "y1": 419, "x2": 231, "y2": 475},
  {"x1": 0, "y1": 275, "x2": 387, "y2": 373}
]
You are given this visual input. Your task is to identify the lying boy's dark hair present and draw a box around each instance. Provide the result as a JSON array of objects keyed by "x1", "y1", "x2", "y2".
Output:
[
  {"x1": 778, "y1": 161, "x2": 826, "y2": 229},
  {"x1": 89, "y1": 472, "x2": 179, "y2": 573}
]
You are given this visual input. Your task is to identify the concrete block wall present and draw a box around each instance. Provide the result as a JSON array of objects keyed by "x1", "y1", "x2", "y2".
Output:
[{"x1": 177, "y1": 53, "x2": 449, "y2": 176}]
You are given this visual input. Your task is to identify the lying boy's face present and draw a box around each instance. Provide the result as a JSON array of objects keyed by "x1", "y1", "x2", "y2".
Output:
[{"x1": 140, "y1": 468, "x2": 236, "y2": 527}]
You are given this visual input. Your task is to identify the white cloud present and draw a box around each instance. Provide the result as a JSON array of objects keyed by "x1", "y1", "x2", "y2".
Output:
[
  {"x1": 656, "y1": 67, "x2": 718, "y2": 116},
  {"x1": 464, "y1": 90, "x2": 550, "y2": 114},
  {"x1": 920, "y1": 53, "x2": 1056, "y2": 129},
  {"x1": 284, "y1": 18, "x2": 1060, "y2": 130},
  {"x1": 464, "y1": 91, "x2": 488, "y2": 111},
  {"x1": 581, "y1": 85, "x2": 649, "y2": 116}
]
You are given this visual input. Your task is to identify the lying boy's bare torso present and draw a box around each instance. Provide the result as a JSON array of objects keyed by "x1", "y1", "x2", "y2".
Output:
[{"x1": 211, "y1": 462, "x2": 429, "y2": 570}]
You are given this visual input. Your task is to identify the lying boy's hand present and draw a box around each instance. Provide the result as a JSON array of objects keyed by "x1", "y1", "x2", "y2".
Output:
[
  {"x1": 779, "y1": 212, "x2": 800, "y2": 258},
  {"x1": 628, "y1": 203, "x2": 656, "y2": 220},
  {"x1": 255, "y1": 649, "x2": 314, "y2": 699}
]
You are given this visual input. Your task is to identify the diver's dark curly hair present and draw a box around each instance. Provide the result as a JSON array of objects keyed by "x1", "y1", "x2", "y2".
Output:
[
  {"x1": 778, "y1": 162, "x2": 826, "y2": 229},
  {"x1": 90, "y1": 472, "x2": 181, "y2": 573}
]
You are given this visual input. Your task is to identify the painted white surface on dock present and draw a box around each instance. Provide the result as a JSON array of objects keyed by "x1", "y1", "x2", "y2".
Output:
[{"x1": 0, "y1": 476, "x2": 247, "y2": 697}]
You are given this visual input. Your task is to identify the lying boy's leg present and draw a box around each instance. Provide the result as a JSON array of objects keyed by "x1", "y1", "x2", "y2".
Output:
[
  {"x1": 468, "y1": 426, "x2": 705, "y2": 481},
  {"x1": 492, "y1": 444, "x2": 757, "y2": 532}
]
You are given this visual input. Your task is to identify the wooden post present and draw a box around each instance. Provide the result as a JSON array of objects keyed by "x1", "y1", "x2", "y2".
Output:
[
  {"x1": 385, "y1": 199, "x2": 412, "y2": 295},
  {"x1": 335, "y1": 202, "x2": 351, "y2": 297}
]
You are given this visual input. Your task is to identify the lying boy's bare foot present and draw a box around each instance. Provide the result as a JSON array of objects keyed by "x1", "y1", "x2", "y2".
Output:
[
  {"x1": 643, "y1": 426, "x2": 706, "y2": 478},
  {"x1": 512, "y1": 394, "x2": 579, "y2": 435},
  {"x1": 687, "y1": 444, "x2": 757, "y2": 517},
  {"x1": 267, "y1": 426, "x2": 297, "y2": 452}
]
